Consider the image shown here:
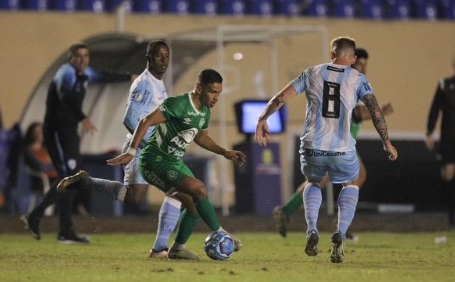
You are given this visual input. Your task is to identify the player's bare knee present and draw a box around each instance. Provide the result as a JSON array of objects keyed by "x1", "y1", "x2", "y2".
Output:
[{"x1": 191, "y1": 184, "x2": 208, "y2": 200}]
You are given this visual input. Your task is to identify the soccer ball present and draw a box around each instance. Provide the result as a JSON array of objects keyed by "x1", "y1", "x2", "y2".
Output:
[{"x1": 204, "y1": 230, "x2": 235, "y2": 261}]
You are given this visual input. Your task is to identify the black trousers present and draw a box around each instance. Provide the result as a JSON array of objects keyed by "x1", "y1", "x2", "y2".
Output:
[{"x1": 32, "y1": 126, "x2": 83, "y2": 234}]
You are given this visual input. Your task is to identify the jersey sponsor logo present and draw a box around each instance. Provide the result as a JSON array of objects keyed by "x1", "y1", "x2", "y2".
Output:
[
  {"x1": 187, "y1": 111, "x2": 206, "y2": 117},
  {"x1": 167, "y1": 128, "x2": 198, "y2": 157},
  {"x1": 177, "y1": 128, "x2": 198, "y2": 143},
  {"x1": 143, "y1": 169, "x2": 165, "y2": 187},
  {"x1": 327, "y1": 65, "x2": 345, "y2": 72},
  {"x1": 305, "y1": 149, "x2": 346, "y2": 157}
]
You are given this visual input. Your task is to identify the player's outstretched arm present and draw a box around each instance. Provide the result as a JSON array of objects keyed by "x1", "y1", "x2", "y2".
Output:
[{"x1": 255, "y1": 85, "x2": 297, "y2": 147}]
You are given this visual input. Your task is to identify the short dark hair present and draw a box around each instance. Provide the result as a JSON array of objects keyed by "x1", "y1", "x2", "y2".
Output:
[
  {"x1": 146, "y1": 40, "x2": 169, "y2": 57},
  {"x1": 68, "y1": 42, "x2": 88, "y2": 60},
  {"x1": 355, "y1": 48, "x2": 369, "y2": 60},
  {"x1": 197, "y1": 69, "x2": 223, "y2": 86}
]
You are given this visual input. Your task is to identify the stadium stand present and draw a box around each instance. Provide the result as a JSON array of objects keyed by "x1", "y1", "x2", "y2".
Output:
[{"x1": 0, "y1": 0, "x2": 453, "y2": 20}]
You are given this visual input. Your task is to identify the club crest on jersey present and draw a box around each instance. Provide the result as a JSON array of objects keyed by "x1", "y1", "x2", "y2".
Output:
[
  {"x1": 132, "y1": 91, "x2": 143, "y2": 101},
  {"x1": 167, "y1": 170, "x2": 178, "y2": 181}
]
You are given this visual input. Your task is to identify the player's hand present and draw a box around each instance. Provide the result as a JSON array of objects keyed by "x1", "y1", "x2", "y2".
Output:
[
  {"x1": 381, "y1": 102, "x2": 394, "y2": 116},
  {"x1": 383, "y1": 141, "x2": 398, "y2": 161},
  {"x1": 224, "y1": 150, "x2": 246, "y2": 166},
  {"x1": 425, "y1": 135, "x2": 435, "y2": 151},
  {"x1": 107, "y1": 153, "x2": 134, "y2": 166},
  {"x1": 255, "y1": 120, "x2": 271, "y2": 147},
  {"x1": 82, "y1": 118, "x2": 97, "y2": 135}
]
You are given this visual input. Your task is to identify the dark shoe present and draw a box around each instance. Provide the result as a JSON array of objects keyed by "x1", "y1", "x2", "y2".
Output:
[
  {"x1": 304, "y1": 229, "x2": 319, "y2": 256},
  {"x1": 330, "y1": 231, "x2": 344, "y2": 263},
  {"x1": 57, "y1": 232, "x2": 90, "y2": 244},
  {"x1": 57, "y1": 170, "x2": 89, "y2": 193},
  {"x1": 273, "y1": 206, "x2": 289, "y2": 238},
  {"x1": 168, "y1": 248, "x2": 200, "y2": 260},
  {"x1": 20, "y1": 214, "x2": 41, "y2": 240}
]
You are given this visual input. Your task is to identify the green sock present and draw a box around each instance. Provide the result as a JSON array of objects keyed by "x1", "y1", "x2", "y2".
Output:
[
  {"x1": 283, "y1": 192, "x2": 304, "y2": 216},
  {"x1": 195, "y1": 197, "x2": 221, "y2": 231},
  {"x1": 174, "y1": 209, "x2": 200, "y2": 244}
]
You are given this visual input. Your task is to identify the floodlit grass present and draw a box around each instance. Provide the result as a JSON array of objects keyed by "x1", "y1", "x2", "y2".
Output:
[{"x1": 1, "y1": 232, "x2": 455, "y2": 282}]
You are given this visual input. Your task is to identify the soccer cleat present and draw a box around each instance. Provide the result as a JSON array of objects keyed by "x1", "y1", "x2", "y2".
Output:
[
  {"x1": 57, "y1": 233, "x2": 90, "y2": 244},
  {"x1": 168, "y1": 248, "x2": 200, "y2": 260},
  {"x1": 149, "y1": 249, "x2": 169, "y2": 259},
  {"x1": 230, "y1": 235, "x2": 243, "y2": 252},
  {"x1": 330, "y1": 231, "x2": 344, "y2": 263},
  {"x1": 304, "y1": 229, "x2": 319, "y2": 256},
  {"x1": 20, "y1": 214, "x2": 41, "y2": 240},
  {"x1": 57, "y1": 170, "x2": 89, "y2": 193},
  {"x1": 273, "y1": 206, "x2": 290, "y2": 238}
]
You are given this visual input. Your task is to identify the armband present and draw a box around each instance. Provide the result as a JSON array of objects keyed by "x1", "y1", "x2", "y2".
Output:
[{"x1": 126, "y1": 147, "x2": 137, "y2": 156}]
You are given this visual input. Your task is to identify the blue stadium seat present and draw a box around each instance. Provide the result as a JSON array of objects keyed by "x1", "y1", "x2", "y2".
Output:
[
  {"x1": 51, "y1": 0, "x2": 77, "y2": 12},
  {"x1": 25, "y1": 0, "x2": 49, "y2": 11},
  {"x1": 251, "y1": 0, "x2": 273, "y2": 16},
  {"x1": 303, "y1": 0, "x2": 328, "y2": 17},
  {"x1": 0, "y1": 0, "x2": 20, "y2": 10},
  {"x1": 275, "y1": 0, "x2": 300, "y2": 17},
  {"x1": 386, "y1": 0, "x2": 411, "y2": 19},
  {"x1": 412, "y1": 0, "x2": 437, "y2": 20},
  {"x1": 441, "y1": 0, "x2": 455, "y2": 19},
  {"x1": 133, "y1": 0, "x2": 162, "y2": 14},
  {"x1": 167, "y1": 0, "x2": 190, "y2": 15},
  {"x1": 106, "y1": 0, "x2": 132, "y2": 13},
  {"x1": 332, "y1": 0, "x2": 355, "y2": 18},
  {"x1": 223, "y1": 0, "x2": 246, "y2": 16},
  {"x1": 194, "y1": 0, "x2": 218, "y2": 16},
  {"x1": 362, "y1": 0, "x2": 385, "y2": 20},
  {"x1": 81, "y1": 0, "x2": 105, "y2": 13}
]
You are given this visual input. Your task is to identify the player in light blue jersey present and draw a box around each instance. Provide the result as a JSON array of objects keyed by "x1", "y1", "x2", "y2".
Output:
[
  {"x1": 57, "y1": 41, "x2": 182, "y2": 258},
  {"x1": 255, "y1": 36, "x2": 397, "y2": 263}
]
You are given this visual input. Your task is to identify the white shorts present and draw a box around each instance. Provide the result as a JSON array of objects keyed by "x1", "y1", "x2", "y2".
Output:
[
  {"x1": 300, "y1": 148, "x2": 359, "y2": 184},
  {"x1": 122, "y1": 136, "x2": 148, "y2": 186}
]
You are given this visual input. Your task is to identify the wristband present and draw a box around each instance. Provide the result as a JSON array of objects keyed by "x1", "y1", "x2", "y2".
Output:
[{"x1": 126, "y1": 147, "x2": 137, "y2": 156}]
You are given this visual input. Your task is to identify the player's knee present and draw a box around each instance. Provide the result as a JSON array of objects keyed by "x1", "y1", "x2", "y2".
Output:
[{"x1": 191, "y1": 183, "x2": 208, "y2": 200}]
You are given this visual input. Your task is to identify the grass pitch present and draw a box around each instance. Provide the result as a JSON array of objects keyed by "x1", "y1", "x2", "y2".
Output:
[{"x1": 1, "y1": 232, "x2": 455, "y2": 282}]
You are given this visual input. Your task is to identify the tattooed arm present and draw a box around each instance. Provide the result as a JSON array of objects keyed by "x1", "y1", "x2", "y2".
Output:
[
  {"x1": 255, "y1": 84, "x2": 297, "y2": 146},
  {"x1": 361, "y1": 94, "x2": 398, "y2": 161}
]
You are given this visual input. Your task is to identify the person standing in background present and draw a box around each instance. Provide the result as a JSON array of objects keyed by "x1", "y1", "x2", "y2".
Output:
[
  {"x1": 21, "y1": 42, "x2": 135, "y2": 243},
  {"x1": 22, "y1": 122, "x2": 58, "y2": 212},
  {"x1": 255, "y1": 37, "x2": 397, "y2": 263},
  {"x1": 425, "y1": 56, "x2": 455, "y2": 228}
]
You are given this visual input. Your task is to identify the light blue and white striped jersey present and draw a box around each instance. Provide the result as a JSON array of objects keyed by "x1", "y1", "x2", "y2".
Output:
[
  {"x1": 123, "y1": 69, "x2": 167, "y2": 148},
  {"x1": 290, "y1": 63, "x2": 374, "y2": 152}
]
